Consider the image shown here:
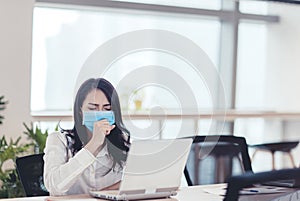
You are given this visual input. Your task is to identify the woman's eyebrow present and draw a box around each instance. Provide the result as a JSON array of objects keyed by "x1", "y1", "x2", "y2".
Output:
[{"x1": 103, "y1": 104, "x2": 111, "y2": 107}]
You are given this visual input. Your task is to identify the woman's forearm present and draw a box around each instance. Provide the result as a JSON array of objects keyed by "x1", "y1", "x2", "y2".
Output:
[
  {"x1": 44, "y1": 148, "x2": 96, "y2": 195},
  {"x1": 102, "y1": 181, "x2": 121, "y2": 190}
]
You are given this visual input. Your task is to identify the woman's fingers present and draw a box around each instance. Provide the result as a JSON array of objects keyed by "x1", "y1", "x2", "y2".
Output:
[
  {"x1": 93, "y1": 119, "x2": 115, "y2": 136},
  {"x1": 103, "y1": 125, "x2": 115, "y2": 135}
]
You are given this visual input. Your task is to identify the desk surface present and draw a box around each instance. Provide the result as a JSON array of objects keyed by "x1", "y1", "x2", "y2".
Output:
[{"x1": 0, "y1": 184, "x2": 299, "y2": 201}]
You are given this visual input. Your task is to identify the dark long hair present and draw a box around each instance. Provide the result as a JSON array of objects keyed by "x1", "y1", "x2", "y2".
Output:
[{"x1": 65, "y1": 78, "x2": 130, "y2": 168}]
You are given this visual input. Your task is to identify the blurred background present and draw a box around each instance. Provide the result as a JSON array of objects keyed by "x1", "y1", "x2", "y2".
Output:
[{"x1": 0, "y1": 0, "x2": 300, "y2": 173}]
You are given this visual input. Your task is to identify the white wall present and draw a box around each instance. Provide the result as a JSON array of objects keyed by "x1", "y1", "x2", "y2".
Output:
[{"x1": 0, "y1": 0, "x2": 34, "y2": 140}]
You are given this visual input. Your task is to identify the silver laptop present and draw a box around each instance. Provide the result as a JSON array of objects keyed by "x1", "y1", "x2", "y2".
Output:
[{"x1": 89, "y1": 138, "x2": 193, "y2": 201}]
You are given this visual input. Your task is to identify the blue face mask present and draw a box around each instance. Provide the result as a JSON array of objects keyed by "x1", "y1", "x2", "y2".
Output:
[{"x1": 82, "y1": 111, "x2": 115, "y2": 132}]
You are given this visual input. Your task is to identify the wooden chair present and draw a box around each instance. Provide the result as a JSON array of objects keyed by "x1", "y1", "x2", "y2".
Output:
[{"x1": 250, "y1": 141, "x2": 299, "y2": 170}]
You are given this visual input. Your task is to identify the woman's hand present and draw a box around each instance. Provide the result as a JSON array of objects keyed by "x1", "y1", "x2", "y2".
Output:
[
  {"x1": 85, "y1": 119, "x2": 115, "y2": 156},
  {"x1": 92, "y1": 119, "x2": 115, "y2": 145}
]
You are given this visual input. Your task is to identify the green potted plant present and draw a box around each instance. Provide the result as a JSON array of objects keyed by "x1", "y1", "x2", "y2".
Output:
[
  {"x1": 0, "y1": 96, "x2": 31, "y2": 198},
  {"x1": 0, "y1": 96, "x2": 55, "y2": 198},
  {"x1": 0, "y1": 136, "x2": 31, "y2": 198},
  {"x1": 132, "y1": 89, "x2": 145, "y2": 111},
  {"x1": 23, "y1": 122, "x2": 49, "y2": 154}
]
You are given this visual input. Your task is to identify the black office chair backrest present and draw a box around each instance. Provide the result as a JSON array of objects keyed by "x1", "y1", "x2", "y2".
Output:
[
  {"x1": 184, "y1": 135, "x2": 253, "y2": 185},
  {"x1": 224, "y1": 168, "x2": 300, "y2": 201},
  {"x1": 16, "y1": 153, "x2": 49, "y2": 196}
]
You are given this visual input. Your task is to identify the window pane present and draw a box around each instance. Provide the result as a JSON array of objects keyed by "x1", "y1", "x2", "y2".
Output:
[
  {"x1": 239, "y1": 0, "x2": 268, "y2": 15},
  {"x1": 31, "y1": 6, "x2": 220, "y2": 112},
  {"x1": 123, "y1": 119, "x2": 160, "y2": 140},
  {"x1": 236, "y1": 22, "x2": 267, "y2": 109},
  {"x1": 161, "y1": 119, "x2": 195, "y2": 139}
]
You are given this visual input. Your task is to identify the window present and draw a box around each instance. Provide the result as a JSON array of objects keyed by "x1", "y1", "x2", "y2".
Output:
[
  {"x1": 236, "y1": 22, "x2": 267, "y2": 109},
  {"x1": 31, "y1": 6, "x2": 220, "y2": 113}
]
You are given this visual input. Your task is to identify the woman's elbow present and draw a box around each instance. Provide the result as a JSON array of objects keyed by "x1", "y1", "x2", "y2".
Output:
[{"x1": 44, "y1": 172, "x2": 68, "y2": 196}]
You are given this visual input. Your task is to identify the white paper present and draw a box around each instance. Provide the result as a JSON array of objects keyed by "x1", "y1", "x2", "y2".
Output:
[{"x1": 240, "y1": 186, "x2": 287, "y2": 195}]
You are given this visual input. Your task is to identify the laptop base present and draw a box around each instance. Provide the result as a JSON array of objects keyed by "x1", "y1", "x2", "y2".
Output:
[{"x1": 89, "y1": 190, "x2": 177, "y2": 201}]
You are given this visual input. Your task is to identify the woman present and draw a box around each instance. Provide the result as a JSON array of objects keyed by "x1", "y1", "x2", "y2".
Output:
[{"x1": 43, "y1": 78, "x2": 130, "y2": 195}]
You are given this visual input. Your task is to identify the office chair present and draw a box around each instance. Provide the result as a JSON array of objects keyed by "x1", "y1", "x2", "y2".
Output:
[
  {"x1": 224, "y1": 168, "x2": 300, "y2": 201},
  {"x1": 184, "y1": 135, "x2": 253, "y2": 185},
  {"x1": 16, "y1": 153, "x2": 49, "y2": 196}
]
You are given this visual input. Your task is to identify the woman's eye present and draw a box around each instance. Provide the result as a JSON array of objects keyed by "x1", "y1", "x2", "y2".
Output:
[
  {"x1": 104, "y1": 107, "x2": 111, "y2": 111},
  {"x1": 88, "y1": 107, "x2": 97, "y2": 111}
]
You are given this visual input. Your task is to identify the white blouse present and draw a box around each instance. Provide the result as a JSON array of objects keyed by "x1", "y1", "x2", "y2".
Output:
[{"x1": 43, "y1": 131, "x2": 122, "y2": 196}]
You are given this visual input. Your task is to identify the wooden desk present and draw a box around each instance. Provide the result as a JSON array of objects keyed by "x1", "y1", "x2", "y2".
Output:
[{"x1": 0, "y1": 184, "x2": 299, "y2": 201}]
